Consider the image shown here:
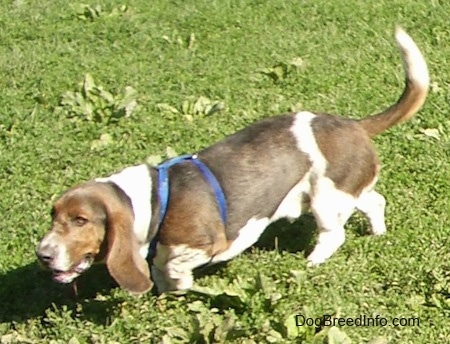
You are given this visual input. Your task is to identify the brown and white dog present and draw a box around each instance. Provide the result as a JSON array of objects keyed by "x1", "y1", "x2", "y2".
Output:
[{"x1": 36, "y1": 28, "x2": 429, "y2": 294}]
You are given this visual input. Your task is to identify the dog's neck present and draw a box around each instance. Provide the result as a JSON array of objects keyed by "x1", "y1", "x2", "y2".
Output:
[{"x1": 96, "y1": 164, "x2": 154, "y2": 247}]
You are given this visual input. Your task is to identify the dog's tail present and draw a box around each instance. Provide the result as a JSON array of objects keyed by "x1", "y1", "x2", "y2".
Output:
[{"x1": 358, "y1": 27, "x2": 429, "y2": 137}]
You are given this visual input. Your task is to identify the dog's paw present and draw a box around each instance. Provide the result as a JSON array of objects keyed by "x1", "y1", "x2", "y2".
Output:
[
  {"x1": 306, "y1": 253, "x2": 327, "y2": 267},
  {"x1": 369, "y1": 224, "x2": 387, "y2": 236},
  {"x1": 306, "y1": 260, "x2": 318, "y2": 268}
]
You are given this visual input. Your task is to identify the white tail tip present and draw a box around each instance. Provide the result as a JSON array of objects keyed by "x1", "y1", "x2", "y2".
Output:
[{"x1": 394, "y1": 26, "x2": 429, "y2": 88}]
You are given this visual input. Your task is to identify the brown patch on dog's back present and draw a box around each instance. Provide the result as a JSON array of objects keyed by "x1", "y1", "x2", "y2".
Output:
[{"x1": 312, "y1": 114, "x2": 380, "y2": 196}]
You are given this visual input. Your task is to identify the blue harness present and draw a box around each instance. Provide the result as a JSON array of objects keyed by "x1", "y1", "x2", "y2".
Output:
[{"x1": 148, "y1": 154, "x2": 227, "y2": 258}]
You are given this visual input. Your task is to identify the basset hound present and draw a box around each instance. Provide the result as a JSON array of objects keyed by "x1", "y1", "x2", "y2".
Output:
[{"x1": 36, "y1": 28, "x2": 429, "y2": 294}]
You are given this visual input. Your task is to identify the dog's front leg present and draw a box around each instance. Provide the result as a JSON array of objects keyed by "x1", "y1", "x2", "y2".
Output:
[
  {"x1": 151, "y1": 266, "x2": 172, "y2": 294},
  {"x1": 152, "y1": 245, "x2": 211, "y2": 293},
  {"x1": 152, "y1": 259, "x2": 195, "y2": 293},
  {"x1": 152, "y1": 261, "x2": 196, "y2": 293}
]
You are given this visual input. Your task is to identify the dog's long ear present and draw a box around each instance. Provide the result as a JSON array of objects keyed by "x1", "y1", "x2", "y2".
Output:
[{"x1": 105, "y1": 205, "x2": 153, "y2": 295}]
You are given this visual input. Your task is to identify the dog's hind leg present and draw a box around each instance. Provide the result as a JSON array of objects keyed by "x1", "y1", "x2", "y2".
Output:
[
  {"x1": 306, "y1": 184, "x2": 356, "y2": 265},
  {"x1": 356, "y1": 190, "x2": 386, "y2": 235}
]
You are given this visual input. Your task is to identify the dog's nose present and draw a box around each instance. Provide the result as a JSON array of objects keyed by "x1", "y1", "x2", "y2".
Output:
[{"x1": 36, "y1": 246, "x2": 55, "y2": 266}]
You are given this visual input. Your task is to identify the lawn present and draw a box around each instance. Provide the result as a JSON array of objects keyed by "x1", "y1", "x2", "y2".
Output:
[{"x1": 1, "y1": 0, "x2": 450, "y2": 343}]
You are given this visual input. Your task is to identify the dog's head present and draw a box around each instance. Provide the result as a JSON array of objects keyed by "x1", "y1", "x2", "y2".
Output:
[{"x1": 36, "y1": 181, "x2": 153, "y2": 294}]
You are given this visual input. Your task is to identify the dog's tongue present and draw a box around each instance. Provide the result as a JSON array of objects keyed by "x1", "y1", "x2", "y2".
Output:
[{"x1": 53, "y1": 271, "x2": 78, "y2": 284}]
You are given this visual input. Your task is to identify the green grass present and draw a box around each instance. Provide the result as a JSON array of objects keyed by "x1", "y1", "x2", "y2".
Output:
[{"x1": 1, "y1": 0, "x2": 450, "y2": 342}]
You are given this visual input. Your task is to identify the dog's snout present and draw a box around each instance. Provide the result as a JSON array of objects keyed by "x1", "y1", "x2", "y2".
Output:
[
  {"x1": 36, "y1": 245, "x2": 55, "y2": 266},
  {"x1": 38, "y1": 253, "x2": 53, "y2": 264}
]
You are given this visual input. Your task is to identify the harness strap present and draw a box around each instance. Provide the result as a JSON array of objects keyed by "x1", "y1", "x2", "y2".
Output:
[{"x1": 148, "y1": 154, "x2": 227, "y2": 259}]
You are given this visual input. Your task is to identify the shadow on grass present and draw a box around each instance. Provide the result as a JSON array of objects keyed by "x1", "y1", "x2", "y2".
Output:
[
  {"x1": 256, "y1": 214, "x2": 317, "y2": 253},
  {"x1": 254, "y1": 212, "x2": 370, "y2": 253},
  {"x1": 0, "y1": 262, "x2": 117, "y2": 325},
  {"x1": 195, "y1": 214, "x2": 318, "y2": 278},
  {"x1": 1, "y1": 215, "x2": 320, "y2": 325},
  {"x1": 194, "y1": 212, "x2": 370, "y2": 280}
]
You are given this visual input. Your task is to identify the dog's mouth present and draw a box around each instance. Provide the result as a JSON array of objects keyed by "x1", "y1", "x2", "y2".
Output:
[{"x1": 52, "y1": 255, "x2": 94, "y2": 284}]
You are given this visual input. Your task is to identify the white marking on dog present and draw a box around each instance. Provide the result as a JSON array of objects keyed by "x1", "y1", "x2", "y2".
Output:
[
  {"x1": 307, "y1": 178, "x2": 357, "y2": 265},
  {"x1": 139, "y1": 243, "x2": 150, "y2": 259},
  {"x1": 395, "y1": 28, "x2": 429, "y2": 88},
  {"x1": 288, "y1": 112, "x2": 362, "y2": 265},
  {"x1": 51, "y1": 243, "x2": 72, "y2": 272},
  {"x1": 356, "y1": 189, "x2": 386, "y2": 235},
  {"x1": 96, "y1": 164, "x2": 152, "y2": 245},
  {"x1": 290, "y1": 111, "x2": 326, "y2": 172},
  {"x1": 56, "y1": 244, "x2": 72, "y2": 271},
  {"x1": 152, "y1": 244, "x2": 211, "y2": 292},
  {"x1": 211, "y1": 217, "x2": 271, "y2": 263}
]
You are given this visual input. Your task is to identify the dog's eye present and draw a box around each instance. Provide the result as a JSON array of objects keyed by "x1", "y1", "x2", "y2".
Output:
[{"x1": 73, "y1": 216, "x2": 88, "y2": 227}]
